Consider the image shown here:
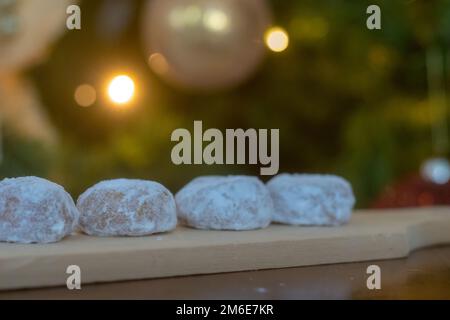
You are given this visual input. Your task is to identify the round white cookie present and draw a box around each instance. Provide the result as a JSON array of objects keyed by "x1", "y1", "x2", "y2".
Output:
[
  {"x1": 77, "y1": 179, "x2": 177, "y2": 236},
  {"x1": 0, "y1": 176, "x2": 79, "y2": 244},
  {"x1": 176, "y1": 176, "x2": 273, "y2": 231},
  {"x1": 267, "y1": 174, "x2": 355, "y2": 226}
]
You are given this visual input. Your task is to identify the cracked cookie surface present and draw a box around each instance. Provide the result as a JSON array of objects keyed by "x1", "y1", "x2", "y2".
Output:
[{"x1": 0, "y1": 176, "x2": 79, "y2": 244}]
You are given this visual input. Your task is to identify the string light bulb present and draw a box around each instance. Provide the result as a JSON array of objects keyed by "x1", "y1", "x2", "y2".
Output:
[
  {"x1": 265, "y1": 26, "x2": 289, "y2": 53},
  {"x1": 108, "y1": 75, "x2": 135, "y2": 105}
]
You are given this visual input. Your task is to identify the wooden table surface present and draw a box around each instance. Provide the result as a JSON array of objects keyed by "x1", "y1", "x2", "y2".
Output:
[
  {"x1": 1, "y1": 245, "x2": 449, "y2": 300},
  {"x1": 3, "y1": 208, "x2": 450, "y2": 291}
]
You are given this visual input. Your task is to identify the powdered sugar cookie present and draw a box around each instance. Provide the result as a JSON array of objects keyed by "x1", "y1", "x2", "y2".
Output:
[
  {"x1": 0, "y1": 176, "x2": 79, "y2": 244},
  {"x1": 77, "y1": 179, "x2": 177, "y2": 236},
  {"x1": 176, "y1": 176, "x2": 273, "y2": 231},
  {"x1": 267, "y1": 174, "x2": 355, "y2": 226}
]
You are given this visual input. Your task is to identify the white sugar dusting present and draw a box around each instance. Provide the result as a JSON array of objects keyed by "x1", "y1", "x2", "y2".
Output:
[
  {"x1": 175, "y1": 176, "x2": 273, "y2": 231},
  {"x1": 77, "y1": 179, "x2": 177, "y2": 236},
  {"x1": 267, "y1": 173, "x2": 355, "y2": 226},
  {"x1": 1, "y1": 173, "x2": 356, "y2": 244},
  {"x1": 0, "y1": 177, "x2": 79, "y2": 244}
]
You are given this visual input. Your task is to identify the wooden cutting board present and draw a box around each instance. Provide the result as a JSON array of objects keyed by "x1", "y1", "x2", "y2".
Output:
[{"x1": 1, "y1": 207, "x2": 450, "y2": 291}]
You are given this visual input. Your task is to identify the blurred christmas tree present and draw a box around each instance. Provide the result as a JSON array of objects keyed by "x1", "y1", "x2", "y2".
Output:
[{"x1": 1, "y1": 0, "x2": 449, "y2": 207}]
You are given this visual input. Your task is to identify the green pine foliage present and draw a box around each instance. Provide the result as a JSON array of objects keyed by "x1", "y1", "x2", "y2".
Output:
[{"x1": 1, "y1": 0, "x2": 447, "y2": 206}]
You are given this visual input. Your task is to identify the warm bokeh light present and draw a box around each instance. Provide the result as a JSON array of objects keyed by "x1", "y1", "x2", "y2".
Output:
[
  {"x1": 149, "y1": 53, "x2": 169, "y2": 75},
  {"x1": 108, "y1": 75, "x2": 135, "y2": 105},
  {"x1": 74, "y1": 84, "x2": 97, "y2": 107},
  {"x1": 203, "y1": 8, "x2": 229, "y2": 32},
  {"x1": 265, "y1": 27, "x2": 289, "y2": 52}
]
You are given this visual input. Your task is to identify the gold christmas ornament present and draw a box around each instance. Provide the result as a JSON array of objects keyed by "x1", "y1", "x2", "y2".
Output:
[{"x1": 141, "y1": 0, "x2": 272, "y2": 91}]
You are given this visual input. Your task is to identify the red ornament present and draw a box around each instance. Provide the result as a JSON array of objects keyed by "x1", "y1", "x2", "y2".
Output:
[{"x1": 372, "y1": 174, "x2": 450, "y2": 209}]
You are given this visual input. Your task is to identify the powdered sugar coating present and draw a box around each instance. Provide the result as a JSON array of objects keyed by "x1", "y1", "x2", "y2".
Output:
[
  {"x1": 267, "y1": 174, "x2": 355, "y2": 226},
  {"x1": 77, "y1": 179, "x2": 177, "y2": 236},
  {"x1": 0, "y1": 176, "x2": 79, "y2": 244},
  {"x1": 176, "y1": 176, "x2": 273, "y2": 231}
]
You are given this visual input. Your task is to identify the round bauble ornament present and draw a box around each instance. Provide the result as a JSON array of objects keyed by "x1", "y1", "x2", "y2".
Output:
[{"x1": 142, "y1": 0, "x2": 271, "y2": 90}]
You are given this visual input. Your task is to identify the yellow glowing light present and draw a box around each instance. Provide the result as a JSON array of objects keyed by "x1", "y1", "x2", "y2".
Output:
[
  {"x1": 265, "y1": 27, "x2": 289, "y2": 53},
  {"x1": 108, "y1": 75, "x2": 135, "y2": 105},
  {"x1": 203, "y1": 8, "x2": 229, "y2": 32},
  {"x1": 74, "y1": 84, "x2": 96, "y2": 107}
]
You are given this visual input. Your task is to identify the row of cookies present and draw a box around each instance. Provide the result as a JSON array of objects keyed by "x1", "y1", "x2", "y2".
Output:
[{"x1": 0, "y1": 174, "x2": 355, "y2": 244}]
